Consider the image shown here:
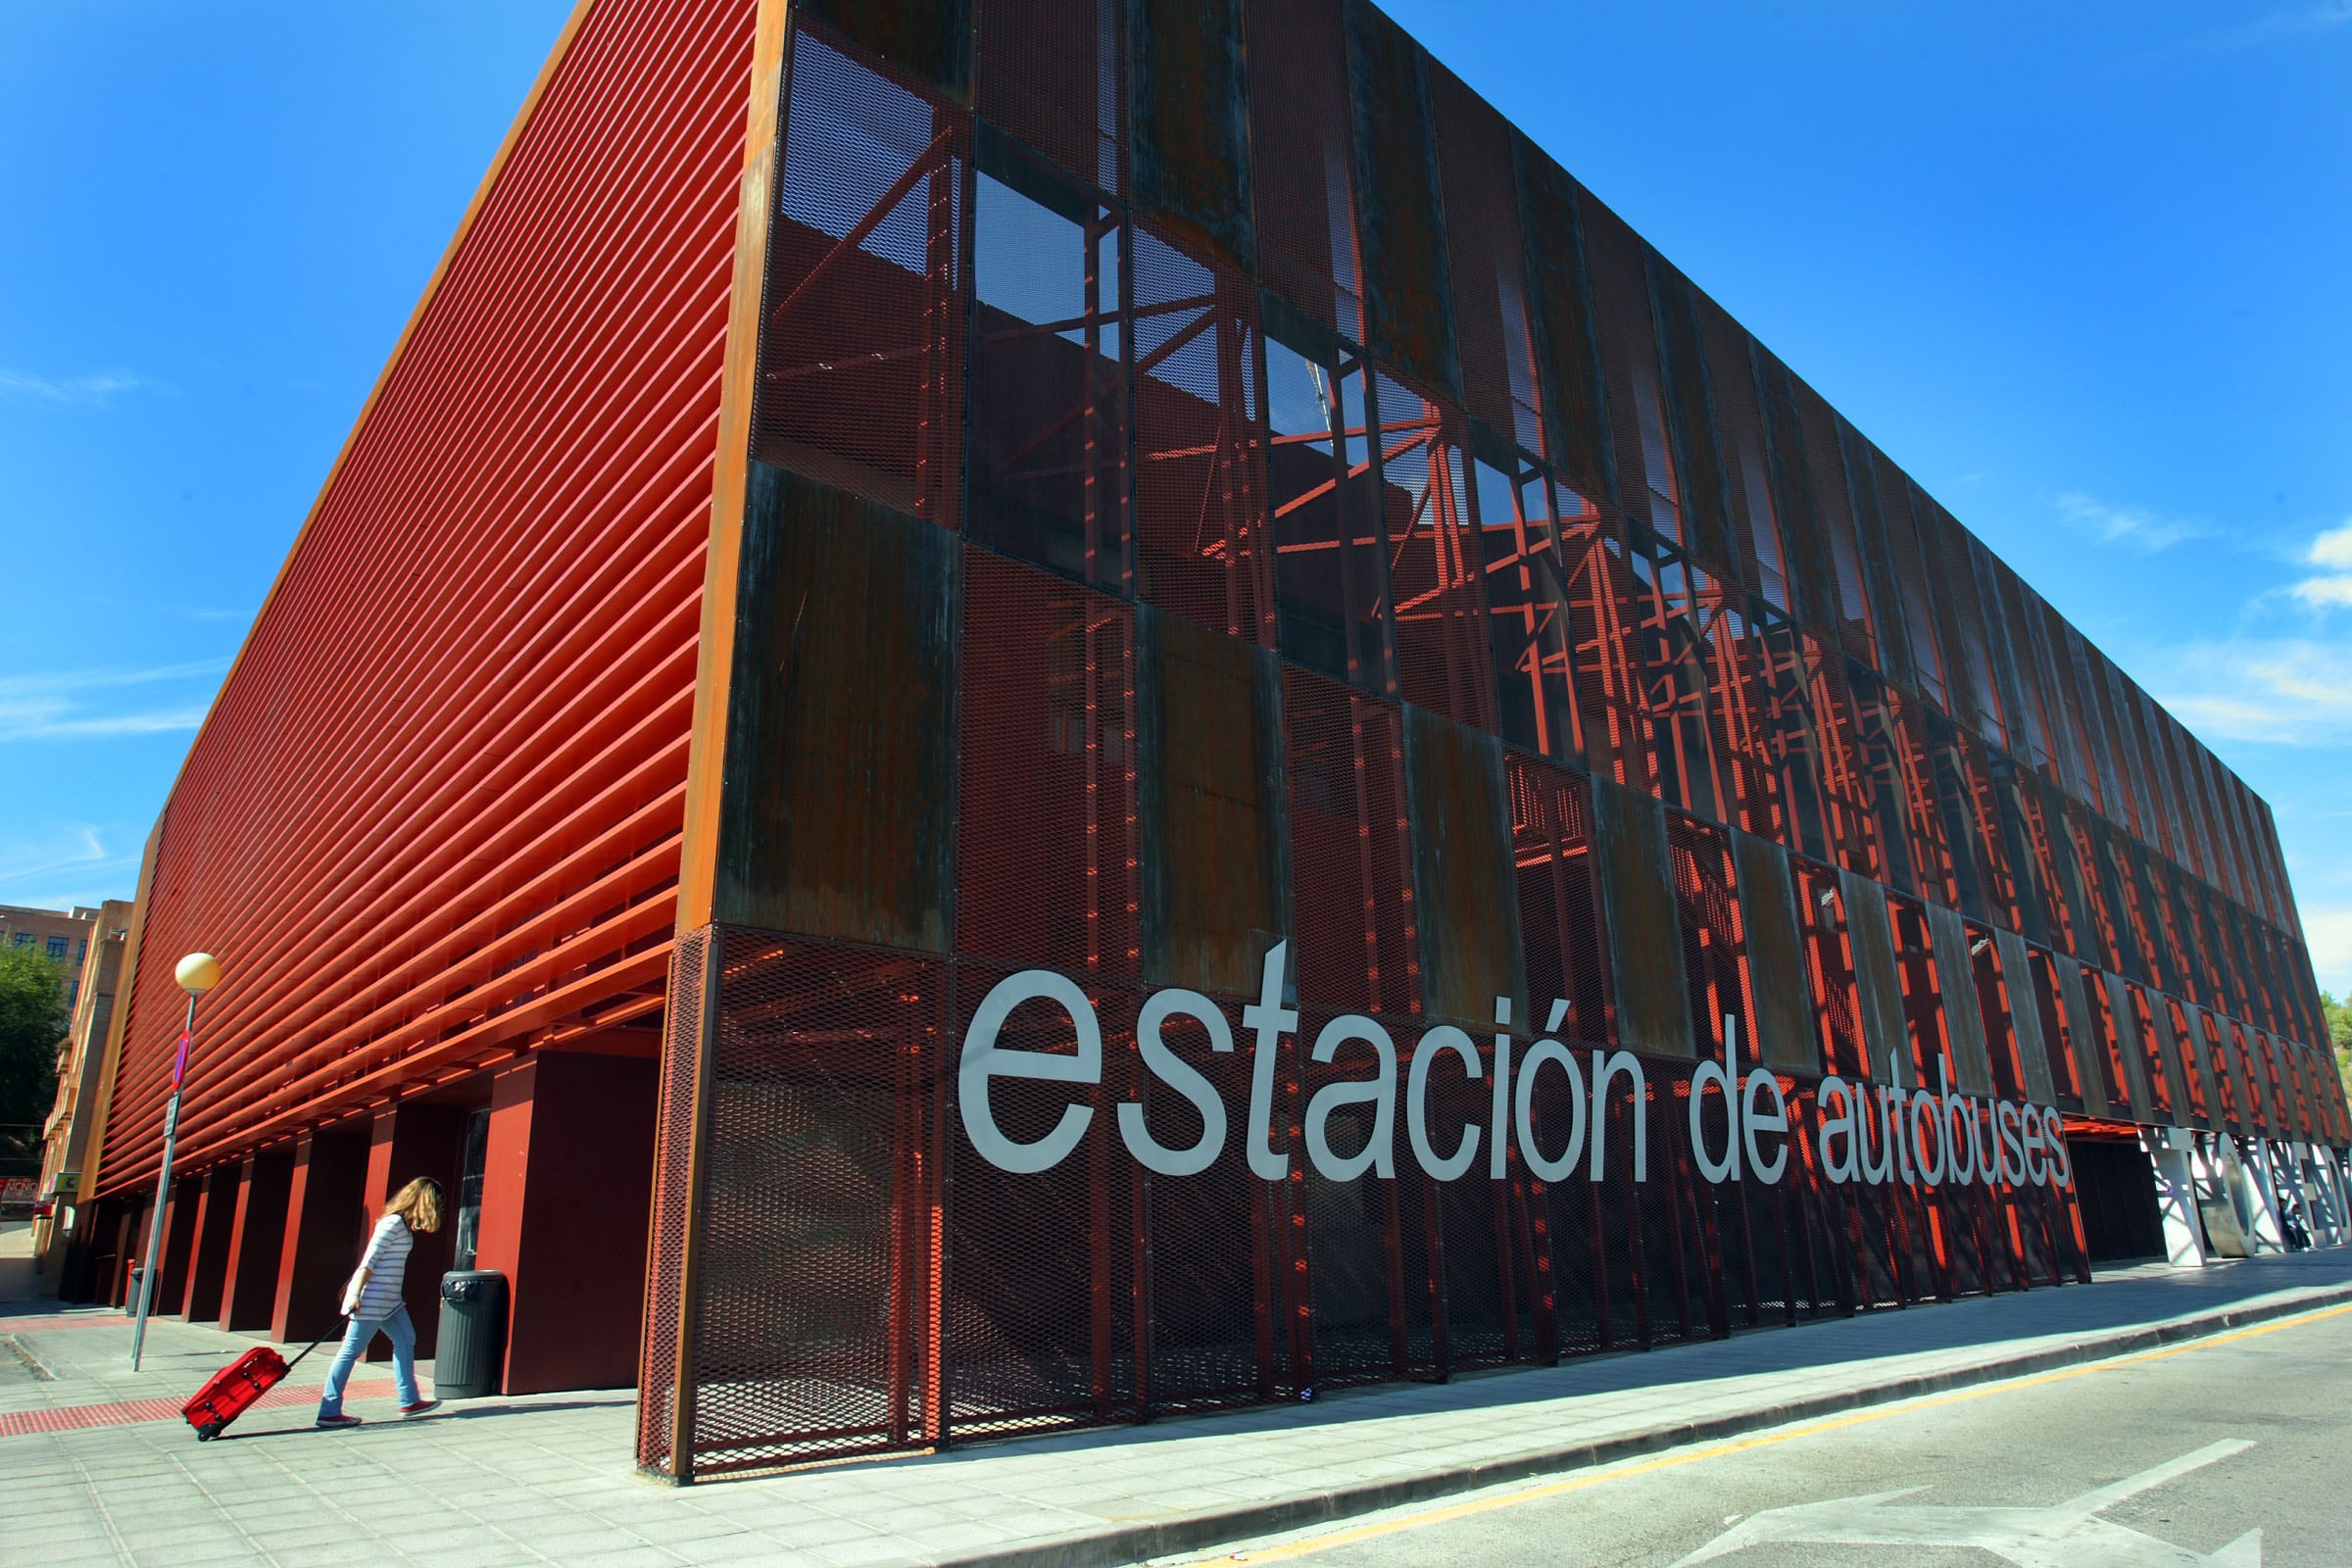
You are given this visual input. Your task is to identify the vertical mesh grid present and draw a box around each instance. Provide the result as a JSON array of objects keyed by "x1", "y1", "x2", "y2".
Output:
[{"x1": 645, "y1": 1, "x2": 2310, "y2": 1482}]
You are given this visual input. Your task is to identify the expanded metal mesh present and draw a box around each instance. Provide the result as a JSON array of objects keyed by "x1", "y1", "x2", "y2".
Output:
[{"x1": 630, "y1": 1, "x2": 2328, "y2": 1485}]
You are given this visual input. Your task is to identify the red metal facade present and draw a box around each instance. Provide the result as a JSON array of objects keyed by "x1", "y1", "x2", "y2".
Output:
[
  {"x1": 89, "y1": 0, "x2": 756, "y2": 1205},
  {"x1": 638, "y1": 0, "x2": 2348, "y2": 1479},
  {"x1": 69, "y1": 0, "x2": 2348, "y2": 1479}
]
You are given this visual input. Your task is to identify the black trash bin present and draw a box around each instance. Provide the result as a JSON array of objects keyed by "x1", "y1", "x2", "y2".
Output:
[{"x1": 435, "y1": 1270, "x2": 508, "y2": 1398}]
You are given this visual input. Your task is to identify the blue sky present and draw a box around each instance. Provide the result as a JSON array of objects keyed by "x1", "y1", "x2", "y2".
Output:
[{"x1": 3, "y1": 3, "x2": 2348, "y2": 990}]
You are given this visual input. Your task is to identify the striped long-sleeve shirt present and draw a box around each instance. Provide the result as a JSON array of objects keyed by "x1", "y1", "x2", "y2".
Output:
[{"x1": 350, "y1": 1214, "x2": 414, "y2": 1321}]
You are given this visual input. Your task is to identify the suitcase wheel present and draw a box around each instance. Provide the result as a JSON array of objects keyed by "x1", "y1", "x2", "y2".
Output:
[{"x1": 197, "y1": 1422, "x2": 222, "y2": 1442}]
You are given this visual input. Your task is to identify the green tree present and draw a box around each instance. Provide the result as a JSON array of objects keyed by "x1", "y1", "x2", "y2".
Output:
[
  {"x1": 2325, "y1": 990, "x2": 2352, "y2": 1109},
  {"x1": 0, "y1": 946, "x2": 68, "y2": 1177}
]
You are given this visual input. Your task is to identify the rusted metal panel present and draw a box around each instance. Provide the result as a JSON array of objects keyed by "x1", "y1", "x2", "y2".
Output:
[
  {"x1": 1128, "y1": 0, "x2": 1254, "y2": 271},
  {"x1": 2051, "y1": 954, "x2": 2111, "y2": 1119},
  {"x1": 1994, "y1": 927, "x2": 2055, "y2": 1105},
  {"x1": 681, "y1": 0, "x2": 797, "y2": 935},
  {"x1": 1731, "y1": 830, "x2": 1814, "y2": 1073},
  {"x1": 1139, "y1": 607, "x2": 1287, "y2": 995},
  {"x1": 1838, "y1": 869, "x2": 1908, "y2": 1086},
  {"x1": 2105, "y1": 971, "x2": 2157, "y2": 1124},
  {"x1": 1592, "y1": 780, "x2": 1693, "y2": 1059},
  {"x1": 798, "y1": 0, "x2": 971, "y2": 99},
  {"x1": 1512, "y1": 142, "x2": 1613, "y2": 503},
  {"x1": 1644, "y1": 256, "x2": 1737, "y2": 578},
  {"x1": 1403, "y1": 707, "x2": 1521, "y2": 1026},
  {"x1": 1749, "y1": 345, "x2": 1836, "y2": 637},
  {"x1": 1342, "y1": 0, "x2": 1459, "y2": 398},
  {"x1": 2149, "y1": 999, "x2": 2195, "y2": 1131},
  {"x1": 1924, "y1": 902, "x2": 1994, "y2": 1096},
  {"x1": 714, "y1": 465, "x2": 956, "y2": 951}
]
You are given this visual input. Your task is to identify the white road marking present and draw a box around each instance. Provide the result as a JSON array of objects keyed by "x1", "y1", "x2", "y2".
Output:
[{"x1": 1669, "y1": 1439, "x2": 2260, "y2": 1567}]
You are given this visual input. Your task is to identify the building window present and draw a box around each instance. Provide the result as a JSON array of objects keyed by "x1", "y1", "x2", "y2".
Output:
[
  {"x1": 9, "y1": 933, "x2": 28, "y2": 949},
  {"x1": 48, "y1": 936, "x2": 69, "y2": 958}
]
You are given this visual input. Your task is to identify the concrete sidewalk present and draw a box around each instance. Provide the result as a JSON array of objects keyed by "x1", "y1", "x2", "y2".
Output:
[{"x1": 6, "y1": 1249, "x2": 2350, "y2": 1568}]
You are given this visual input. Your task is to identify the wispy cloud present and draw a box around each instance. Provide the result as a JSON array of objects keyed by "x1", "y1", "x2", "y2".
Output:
[
  {"x1": 0, "y1": 368, "x2": 165, "y2": 405},
  {"x1": 2288, "y1": 520, "x2": 2352, "y2": 609},
  {"x1": 2157, "y1": 639, "x2": 2352, "y2": 747},
  {"x1": 0, "y1": 824, "x2": 141, "y2": 910},
  {"x1": 2056, "y1": 490, "x2": 2214, "y2": 553},
  {"x1": 0, "y1": 659, "x2": 226, "y2": 744}
]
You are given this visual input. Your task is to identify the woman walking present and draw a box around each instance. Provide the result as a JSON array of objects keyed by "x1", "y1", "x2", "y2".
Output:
[{"x1": 317, "y1": 1176, "x2": 443, "y2": 1428}]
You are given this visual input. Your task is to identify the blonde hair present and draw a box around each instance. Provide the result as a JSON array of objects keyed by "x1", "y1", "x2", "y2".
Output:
[{"x1": 386, "y1": 1177, "x2": 444, "y2": 1233}]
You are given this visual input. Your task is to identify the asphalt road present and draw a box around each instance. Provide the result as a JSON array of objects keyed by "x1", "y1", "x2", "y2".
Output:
[{"x1": 1183, "y1": 1302, "x2": 2352, "y2": 1568}]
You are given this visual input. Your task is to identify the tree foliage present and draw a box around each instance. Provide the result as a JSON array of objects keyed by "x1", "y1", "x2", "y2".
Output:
[
  {"x1": 0, "y1": 946, "x2": 68, "y2": 1172},
  {"x1": 2325, "y1": 990, "x2": 2352, "y2": 1108}
]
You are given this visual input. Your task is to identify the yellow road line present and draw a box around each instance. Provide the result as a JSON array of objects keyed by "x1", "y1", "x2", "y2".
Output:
[{"x1": 1219, "y1": 1299, "x2": 2352, "y2": 1563}]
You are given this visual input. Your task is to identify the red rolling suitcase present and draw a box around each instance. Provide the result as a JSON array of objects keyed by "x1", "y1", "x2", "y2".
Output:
[{"x1": 182, "y1": 1335, "x2": 327, "y2": 1441}]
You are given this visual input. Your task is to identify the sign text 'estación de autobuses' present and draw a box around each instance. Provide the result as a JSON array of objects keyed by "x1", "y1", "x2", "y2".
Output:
[{"x1": 959, "y1": 943, "x2": 2075, "y2": 1198}]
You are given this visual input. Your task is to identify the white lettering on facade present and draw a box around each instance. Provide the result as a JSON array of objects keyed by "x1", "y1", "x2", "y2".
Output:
[{"x1": 954, "y1": 957, "x2": 2074, "y2": 1197}]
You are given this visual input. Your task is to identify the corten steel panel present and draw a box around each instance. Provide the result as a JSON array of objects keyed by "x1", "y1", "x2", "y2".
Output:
[
  {"x1": 1732, "y1": 831, "x2": 1815, "y2": 1073},
  {"x1": 966, "y1": 133, "x2": 1134, "y2": 595},
  {"x1": 1130, "y1": 234, "x2": 1275, "y2": 645},
  {"x1": 1791, "y1": 858, "x2": 1869, "y2": 1080},
  {"x1": 978, "y1": 0, "x2": 1121, "y2": 193},
  {"x1": 1838, "y1": 869, "x2": 1909, "y2": 1087},
  {"x1": 1402, "y1": 708, "x2": 1522, "y2": 1026},
  {"x1": 1246, "y1": 0, "x2": 1360, "y2": 339},
  {"x1": 2160, "y1": 998, "x2": 2214, "y2": 1132},
  {"x1": 2098, "y1": 971, "x2": 2157, "y2": 1124},
  {"x1": 1379, "y1": 375, "x2": 1497, "y2": 732},
  {"x1": 97, "y1": 0, "x2": 749, "y2": 1199},
  {"x1": 1592, "y1": 781, "x2": 1694, "y2": 1059},
  {"x1": 1512, "y1": 143, "x2": 1613, "y2": 504},
  {"x1": 1283, "y1": 666, "x2": 1418, "y2": 1016},
  {"x1": 958, "y1": 549, "x2": 1143, "y2": 978},
  {"x1": 1504, "y1": 755, "x2": 1615, "y2": 1049},
  {"x1": 1750, "y1": 349, "x2": 1832, "y2": 634},
  {"x1": 1645, "y1": 259, "x2": 1737, "y2": 577},
  {"x1": 1432, "y1": 68, "x2": 1533, "y2": 453},
  {"x1": 1139, "y1": 609, "x2": 1288, "y2": 996},
  {"x1": 2229, "y1": 1018, "x2": 2266, "y2": 1132},
  {"x1": 1128, "y1": 0, "x2": 1253, "y2": 270},
  {"x1": 1886, "y1": 896, "x2": 1951, "y2": 1091},
  {"x1": 799, "y1": 0, "x2": 970, "y2": 98},
  {"x1": 715, "y1": 467, "x2": 957, "y2": 951},
  {"x1": 2189, "y1": 1006, "x2": 2241, "y2": 1136},
  {"x1": 1664, "y1": 813, "x2": 1749, "y2": 1061},
  {"x1": 1699, "y1": 300, "x2": 1787, "y2": 611},
  {"x1": 1342, "y1": 0, "x2": 1459, "y2": 400},
  {"x1": 1262, "y1": 303, "x2": 1397, "y2": 694},
  {"x1": 1835, "y1": 427, "x2": 1914, "y2": 694},
  {"x1": 1993, "y1": 929, "x2": 2057, "y2": 1105},
  {"x1": 1924, "y1": 902, "x2": 1995, "y2": 1097},
  {"x1": 754, "y1": 28, "x2": 966, "y2": 528}
]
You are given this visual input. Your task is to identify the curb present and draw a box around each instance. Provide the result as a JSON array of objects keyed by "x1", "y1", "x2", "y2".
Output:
[{"x1": 939, "y1": 1283, "x2": 2352, "y2": 1568}]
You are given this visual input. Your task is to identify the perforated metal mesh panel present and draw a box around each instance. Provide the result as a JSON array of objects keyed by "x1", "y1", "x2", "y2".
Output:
[{"x1": 622, "y1": 0, "x2": 2327, "y2": 1485}]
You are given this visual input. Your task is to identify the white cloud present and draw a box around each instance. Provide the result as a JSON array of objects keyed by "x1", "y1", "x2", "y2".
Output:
[
  {"x1": 2155, "y1": 639, "x2": 2352, "y2": 748},
  {"x1": 0, "y1": 824, "x2": 140, "y2": 911},
  {"x1": 0, "y1": 368, "x2": 163, "y2": 404},
  {"x1": 2289, "y1": 519, "x2": 2352, "y2": 608},
  {"x1": 2056, "y1": 491, "x2": 2213, "y2": 553},
  {"x1": 0, "y1": 660, "x2": 226, "y2": 743}
]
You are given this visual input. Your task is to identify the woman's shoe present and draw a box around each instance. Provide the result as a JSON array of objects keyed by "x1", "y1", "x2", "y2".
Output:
[
  {"x1": 317, "y1": 1413, "x2": 364, "y2": 1429},
  {"x1": 399, "y1": 1399, "x2": 440, "y2": 1417}
]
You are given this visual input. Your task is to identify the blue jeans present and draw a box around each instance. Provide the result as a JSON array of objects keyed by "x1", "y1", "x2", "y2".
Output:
[{"x1": 318, "y1": 1303, "x2": 420, "y2": 1416}]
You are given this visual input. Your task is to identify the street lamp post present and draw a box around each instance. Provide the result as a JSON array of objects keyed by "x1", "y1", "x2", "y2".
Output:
[{"x1": 129, "y1": 952, "x2": 220, "y2": 1371}]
